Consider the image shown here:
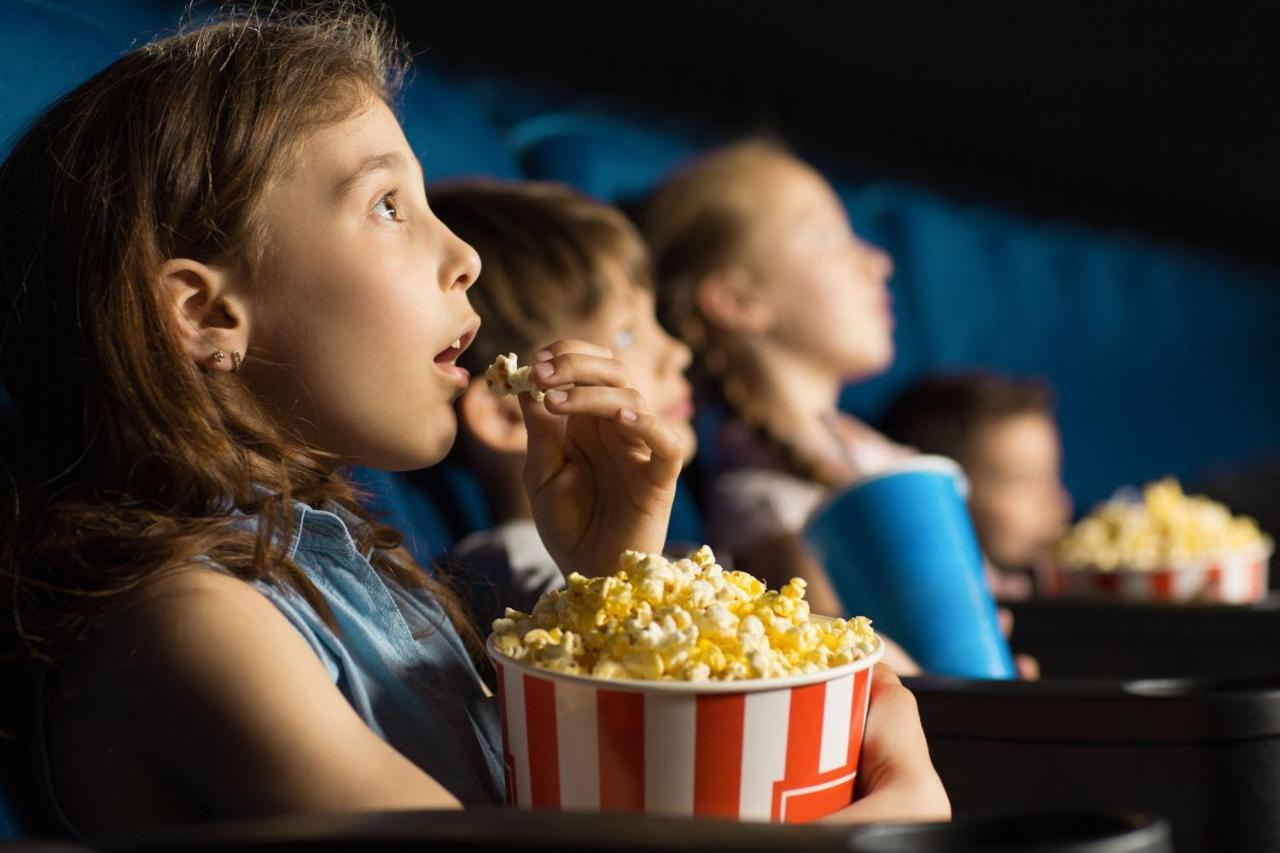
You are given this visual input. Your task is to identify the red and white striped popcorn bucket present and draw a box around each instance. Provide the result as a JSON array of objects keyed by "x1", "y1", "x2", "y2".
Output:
[
  {"x1": 487, "y1": 635, "x2": 884, "y2": 823},
  {"x1": 1035, "y1": 542, "x2": 1273, "y2": 604}
]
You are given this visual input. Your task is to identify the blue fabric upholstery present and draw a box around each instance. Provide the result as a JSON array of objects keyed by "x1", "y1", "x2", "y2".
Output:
[
  {"x1": 352, "y1": 461, "x2": 706, "y2": 567},
  {"x1": 512, "y1": 112, "x2": 703, "y2": 203},
  {"x1": 837, "y1": 178, "x2": 1280, "y2": 509},
  {"x1": 346, "y1": 466, "x2": 457, "y2": 567},
  {"x1": 401, "y1": 65, "x2": 522, "y2": 183},
  {"x1": 0, "y1": 778, "x2": 26, "y2": 839},
  {"x1": 0, "y1": 4, "x2": 120, "y2": 834},
  {"x1": 31, "y1": 4, "x2": 523, "y2": 183},
  {"x1": 49, "y1": 0, "x2": 180, "y2": 47},
  {"x1": 0, "y1": 742, "x2": 33, "y2": 840},
  {"x1": 0, "y1": 0, "x2": 119, "y2": 157},
  {"x1": 667, "y1": 476, "x2": 707, "y2": 548}
]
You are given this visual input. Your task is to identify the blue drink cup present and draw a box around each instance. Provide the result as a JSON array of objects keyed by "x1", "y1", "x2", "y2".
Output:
[{"x1": 802, "y1": 455, "x2": 1016, "y2": 679}]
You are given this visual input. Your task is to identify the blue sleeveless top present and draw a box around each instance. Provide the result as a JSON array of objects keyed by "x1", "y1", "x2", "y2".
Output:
[{"x1": 31, "y1": 495, "x2": 506, "y2": 838}]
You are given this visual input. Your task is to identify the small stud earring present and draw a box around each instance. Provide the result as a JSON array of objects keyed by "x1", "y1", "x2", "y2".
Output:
[
  {"x1": 230, "y1": 351, "x2": 243, "y2": 373},
  {"x1": 211, "y1": 350, "x2": 225, "y2": 364}
]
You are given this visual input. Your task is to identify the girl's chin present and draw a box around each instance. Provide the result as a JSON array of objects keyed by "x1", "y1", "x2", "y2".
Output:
[
  {"x1": 387, "y1": 414, "x2": 458, "y2": 472},
  {"x1": 859, "y1": 336, "x2": 896, "y2": 373},
  {"x1": 836, "y1": 349, "x2": 894, "y2": 382}
]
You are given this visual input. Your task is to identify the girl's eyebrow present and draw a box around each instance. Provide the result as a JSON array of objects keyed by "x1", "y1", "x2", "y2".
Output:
[{"x1": 333, "y1": 151, "x2": 423, "y2": 200}]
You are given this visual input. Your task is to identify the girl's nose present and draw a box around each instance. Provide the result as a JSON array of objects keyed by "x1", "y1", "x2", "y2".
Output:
[
  {"x1": 442, "y1": 232, "x2": 481, "y2": 293},
  {"x1": 665, "y1": 326, "x2": 693, "y2": 374},
  {"x1": 864, "y1": 243, "x2": 894, "y2": 281}
]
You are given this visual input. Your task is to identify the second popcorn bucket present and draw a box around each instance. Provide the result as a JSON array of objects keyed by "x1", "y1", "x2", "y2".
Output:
[{"x1": 486, "y1": 545, "x2": 886, "y2": 823}]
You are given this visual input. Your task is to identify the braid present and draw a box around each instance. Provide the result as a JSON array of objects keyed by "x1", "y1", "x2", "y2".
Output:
[
  {"x1": 642, "y1": 139, "x2": 843, "y2": 489},
  {"x1": 685, "y1": 313, "x2": 841, "y2": 489}
]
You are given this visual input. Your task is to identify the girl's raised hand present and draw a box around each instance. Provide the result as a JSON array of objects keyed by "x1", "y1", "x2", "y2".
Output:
[{"x1": 518, "y1": 340, "x2": 685, "y2": 578}]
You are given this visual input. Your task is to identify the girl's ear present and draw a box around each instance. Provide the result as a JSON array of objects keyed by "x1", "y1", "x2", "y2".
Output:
[
  {"x1": 160, "y1": 258, "x2": 250, "y2": 371},
  {"x1": 458, "y1": 379, "x2": 529, "y2": 454},
  {"x1": 695, "y1": 267, "x2": 775, "y2": 335}
]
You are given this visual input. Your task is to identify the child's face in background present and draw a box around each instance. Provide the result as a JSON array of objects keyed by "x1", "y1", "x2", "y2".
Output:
[
  {"x1": 745, "y1": 158, "x2": 895, "y2": 380},
  {"x1": 566, "y1": 272, "x2": 697, "y2": 463},
  {"x1": 242, "y1": 99, "x2": 482, "y2": 470},
  {"x1": 966, "y1": 413, "x2": 1073, "y2": 570}
]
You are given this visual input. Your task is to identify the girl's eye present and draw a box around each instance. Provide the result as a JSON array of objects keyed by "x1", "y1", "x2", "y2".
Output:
[
  {"x1": 613, "y1": 328, "x2": 635, "y2": 349},
  {"x1": 373, "y1": 190, "x2": 402, "y2": 222}
]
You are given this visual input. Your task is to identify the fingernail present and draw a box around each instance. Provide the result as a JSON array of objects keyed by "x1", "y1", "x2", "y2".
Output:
[
  {"x1": 619, "y1": 407, "x2": 638, "y2": 423},
  {"x1": 547, "y1": 390, "x2": 568, "y2": 404},
  {"x1": 534, "y1": 349, "x2": 553, "y2": 362},
  {"x1": 534, "y1": 361, "x2": 554, "y2": 379}
]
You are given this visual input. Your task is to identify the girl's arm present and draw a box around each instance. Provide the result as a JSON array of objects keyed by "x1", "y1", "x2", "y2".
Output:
[
  {"x1": 519, "y1": 339, "x2": 685, "y2": 578},
  {"x1": 59, "y1": 566, "x2": 462, "y2": 831}
]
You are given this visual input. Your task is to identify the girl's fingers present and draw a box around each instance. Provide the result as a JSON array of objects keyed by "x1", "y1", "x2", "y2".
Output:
[
  {"x1": 518, "y1": 390, "x2": 567, "y2": 493},
  {"x1": 857, "y1": 664, "x2": 940, "y2": 793},
  {"x1": 531, "y1": 352, "x2": 631, "y2": 391},
  {"x1": 542, "y1": 385, "x2": 648, "y2": 420},
  {"x1": 841, "y1": 663, "x2": 951, "y2": 823},
  {"x1": 612, "y1": 408, "x2": 685, "y2": 485},
  {"x1": 532, "y1": 339, "x2": 616, "y2": 363}
]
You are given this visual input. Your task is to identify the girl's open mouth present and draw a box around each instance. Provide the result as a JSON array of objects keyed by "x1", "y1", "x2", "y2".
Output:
[{"x1": 433, "y1": 322, "x2": 479, "y2": 388}]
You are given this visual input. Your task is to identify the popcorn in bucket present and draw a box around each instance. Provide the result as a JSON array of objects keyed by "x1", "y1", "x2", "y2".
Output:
[
  {"x1": 487, "y1": 546, "x2": 884, "y2": 822},
  {"x1": 1038, "y1": 544, "x2": 1271, "y2": 604},
  {"x1": 1040, "y1": 479, "x2": 1273, "y2": 604}
]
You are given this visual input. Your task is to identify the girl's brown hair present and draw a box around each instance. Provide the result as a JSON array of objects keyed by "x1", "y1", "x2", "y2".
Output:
[
  {"x1": 640, "y1": 140, "x2": 841, "y2": 485},
  {"x1": 429, "y1": 179, "x2": 653, "y2": 375},
  {"x1": 0, "y1": 5, "x2": 477, "y2": 671}
]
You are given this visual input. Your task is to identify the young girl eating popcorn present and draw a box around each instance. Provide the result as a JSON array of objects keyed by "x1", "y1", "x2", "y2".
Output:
[{"x1": 0, "y1": 8, "x2": 946, "y2": 838}]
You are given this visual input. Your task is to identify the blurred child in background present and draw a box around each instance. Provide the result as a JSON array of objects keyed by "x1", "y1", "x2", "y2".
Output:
[
  {"x1": 432, "y1": 181, "x2": 697, "y2": 624},
  {"x1": 881, "y1": 372, "x2": 1072, "y2": 598},
  {"x1": 640, "y1": 141, "x2": 910, "y2": 617}
]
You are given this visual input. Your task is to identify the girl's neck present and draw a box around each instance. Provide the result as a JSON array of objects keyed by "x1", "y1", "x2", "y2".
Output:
[{"x1": 745, "y1": 339, "x2": 844, "y2": 439}]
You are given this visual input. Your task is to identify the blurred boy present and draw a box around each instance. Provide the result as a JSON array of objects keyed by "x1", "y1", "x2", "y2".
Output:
[
  {"x1": 881, "y1": 372, "x2": 1073, "y2": 596},
  {"x1": 432, "y1": 181, "x2": 696, "y2": 624}
]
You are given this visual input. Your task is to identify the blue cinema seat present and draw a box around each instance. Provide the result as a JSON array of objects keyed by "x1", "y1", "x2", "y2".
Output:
[
  {"x1": 52, "y1": 0, "x2": 180, "y2": 47},
  {"x1": 0, "y1": 0, "x2": 120, "y2": 157},
  {"x1": 0, "y1": 4, "x2": 129, "y2": 838},
  {"x1": 351, "y1": 461, "x2": 706, "y2": 570},
  {"x1": 402, "y1": 65, "x2": 523, "y2": 184},
  {"x1": 834, "y1": 177, "x2": 1280, "y2": 509},
  {"x1": 509, "y1": 111, "x2": 706, "y2": 204},
  {"x1": 0, "y1": 747, "x2": 30, "y2": 840}
]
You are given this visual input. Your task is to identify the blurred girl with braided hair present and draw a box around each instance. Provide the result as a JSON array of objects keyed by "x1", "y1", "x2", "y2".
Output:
[{"x1": 640, "y1": 141, "x2": 907, "y2": 618}]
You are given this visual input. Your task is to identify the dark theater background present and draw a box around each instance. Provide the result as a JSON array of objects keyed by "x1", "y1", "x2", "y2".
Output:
[{"x1": 2, "y1": 2, "x2": 1280, "y2": 851}]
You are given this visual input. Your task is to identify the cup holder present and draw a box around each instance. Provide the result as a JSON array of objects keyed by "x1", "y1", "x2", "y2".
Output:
[
  {"x1": 847, "y1": 812, "x2": 1172, "y2": 853},
  {"x1": 1125, "y1": 675, "x2": 1280, "y2": 697}
]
